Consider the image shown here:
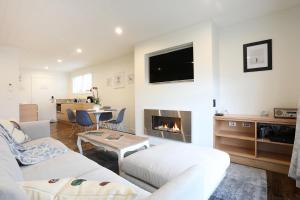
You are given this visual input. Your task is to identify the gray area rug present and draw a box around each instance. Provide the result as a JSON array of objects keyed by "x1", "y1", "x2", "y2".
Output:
[{"x1": 209, "y1": 163, "x2": 267, "y2": 200}]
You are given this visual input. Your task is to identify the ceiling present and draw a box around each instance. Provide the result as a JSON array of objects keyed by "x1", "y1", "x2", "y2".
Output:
[{"x1": 0, "y1": 0, "x2": 299, "y2": 72}]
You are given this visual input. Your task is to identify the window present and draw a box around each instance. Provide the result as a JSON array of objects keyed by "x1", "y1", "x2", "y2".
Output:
[{"x1": 72, "y1": 73, "x2": 92, "y2": 94}]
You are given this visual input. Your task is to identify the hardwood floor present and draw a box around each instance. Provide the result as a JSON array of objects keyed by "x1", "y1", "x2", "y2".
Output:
[
  {"x1": 51, "y1": 121, "x2": 78, "y2": 151},
  {"x1": 267, "y1": 171, "x2": 300, "y2": 200},
  {"x1": 50, "y1": 122, "x2": 300, "y2": 200}
]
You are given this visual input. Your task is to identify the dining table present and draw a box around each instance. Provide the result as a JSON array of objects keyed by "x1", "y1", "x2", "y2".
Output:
[{"x1": 77, "y1": 108, "x2": 117, "y2": 130}]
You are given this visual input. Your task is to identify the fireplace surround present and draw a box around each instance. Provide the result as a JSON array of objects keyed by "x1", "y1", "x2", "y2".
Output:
[{"x1": 144, "y1": 109, "x2": 191, "y2": 143}]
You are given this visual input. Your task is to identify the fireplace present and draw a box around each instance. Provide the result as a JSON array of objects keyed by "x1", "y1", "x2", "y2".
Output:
[{"x1": 144, "y1": 109, "x2": 191, "y2": 143}]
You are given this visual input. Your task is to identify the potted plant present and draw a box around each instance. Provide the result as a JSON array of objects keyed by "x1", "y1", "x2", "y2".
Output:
[{"x1": 90, "y1": 86, "x2": 101, "y2": 110}]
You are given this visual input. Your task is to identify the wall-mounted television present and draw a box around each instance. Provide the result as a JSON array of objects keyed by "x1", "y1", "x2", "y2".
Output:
[{"x1": 149, "y1": 45, "x2": 194, "y2": 83}]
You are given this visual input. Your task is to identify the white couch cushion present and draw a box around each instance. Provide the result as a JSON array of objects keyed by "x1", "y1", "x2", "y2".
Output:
[
  {"x1": 146, "y1": 165, "x2": 205, "y2": 200},
  {"x1": 20, "y1": 178, "x2": 137, "y2": 200},
  {"x1": 121, "y1": 143, "x2": 230, "y2": 198},
  {"x1": 79, "y1": 167, "x2": 150, "y2": 199},
  {"x1": 21, "y1": 137, "x2": 100, "y2": 181},
  {"x1": 21, "y1": 151, "x2": 100, "y2": 181}
]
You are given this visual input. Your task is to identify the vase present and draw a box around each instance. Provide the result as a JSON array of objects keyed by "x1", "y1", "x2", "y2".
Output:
[{"x1": 93, "y1": 104, "x2": 101, "y2": 111}]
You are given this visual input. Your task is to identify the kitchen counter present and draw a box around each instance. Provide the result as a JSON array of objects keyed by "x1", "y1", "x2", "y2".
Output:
[{"x1": 56, "y1": 98, "x2": 87, "y2": 104}]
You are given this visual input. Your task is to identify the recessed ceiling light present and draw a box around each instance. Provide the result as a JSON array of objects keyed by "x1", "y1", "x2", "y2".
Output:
[
  {"x1": 44, "y1": 66, "x2": 49, "y2": 70},
  {"x1": 57, "y1": 59, "x2": 62, "y2": 63},
  {"x1": 76, "y1": 48, "x2": 82, "y2": 53},
  {"x1": 115, "y1": 27, "x2": 123, "y2": 35}
]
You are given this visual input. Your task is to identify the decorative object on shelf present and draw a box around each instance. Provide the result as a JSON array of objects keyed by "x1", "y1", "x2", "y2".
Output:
[
  {"x1": 50, "y1": 96, "x2": 55, "y2": 104},
  {"x1": 127, "y1": 74, "x2": 134, "y2": 84},
  {"x1": 274, "y1": 108, "x2": 297, "y2": 119},
  {"x1": 243, "y1": 39, "x2": 272, "y2": 72},
  {"x1": 260, "y1": 110, "x2": 269, "y2": 117},
  {"x1": 215, "y1": 112, "x2": 224, "y2": 116},
  {"x1": 90, "y1": 86, "x2": 101, "y2": 106},
  {"x1": 113, "y1": 72, "x2": 125, "y2": 89},
  {"x1": 215, "y1": 108, "x2": 228, "y2": 116}
]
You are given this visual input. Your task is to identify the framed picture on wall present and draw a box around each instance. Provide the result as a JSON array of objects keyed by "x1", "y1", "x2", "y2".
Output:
[
  {"x1": 243, "y1": 39, "x2": 272, "y2": 72},
  {"x1": 127, "y1": 73, "x2": 134, "y2": 84},
  {"x1": 113, "y1": 72, "x2": 125, "y2": 89}
]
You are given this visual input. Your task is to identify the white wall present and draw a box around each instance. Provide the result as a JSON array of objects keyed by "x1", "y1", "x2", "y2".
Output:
[
  {"x1": 19, "y1": 69, "x2": 69, "y2": 121},
  {"x1": 134, "y1": 22, "x2": 215, "y2": 146},
  {"x1": 0, "y1": 47, "x2": 20, "y2": 120},
  {"x1": 69, "y1": 54, "x2": 135, "y2": 132},
  {"x1": 218, "y1": 6, "x2": 300, "y2": 115}
]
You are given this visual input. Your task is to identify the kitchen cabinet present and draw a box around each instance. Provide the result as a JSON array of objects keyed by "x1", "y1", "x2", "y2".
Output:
[{"x1": 20, "y1": 104, "x2": 38, "y2": 122}]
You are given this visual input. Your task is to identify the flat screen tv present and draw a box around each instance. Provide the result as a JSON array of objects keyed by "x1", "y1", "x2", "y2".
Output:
[{"x1": 149, "y1": 46, "x2": 194, "y2": 83}]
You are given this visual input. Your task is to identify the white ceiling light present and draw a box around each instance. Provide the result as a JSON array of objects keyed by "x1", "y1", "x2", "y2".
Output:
[
  {"x1": 115, "y1": 27, "x2": 123, "y2": 35},
  {"x1": 57, "y1": 59, "x2": 62, "y2": 63},
  {"x1": 44, "y1": 66, "x2": 49, "y2": 70},
  {"x1": 76, "y1": 48, "x2": 82, "y2": 53}
]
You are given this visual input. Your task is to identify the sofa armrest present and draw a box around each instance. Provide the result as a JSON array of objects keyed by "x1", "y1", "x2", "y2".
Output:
[
  {"x1": 145, "y1": 165, "x2": 205, "y2": 200},
  {"x1": 19, "y1": 120, "x2": 50, "y2": 140}
]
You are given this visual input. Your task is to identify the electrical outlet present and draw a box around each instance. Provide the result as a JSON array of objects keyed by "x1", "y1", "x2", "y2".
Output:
[
  {"x1": 242, "y1": 122, "x2": 251, "y2": 128},
  {"x1": 228, "y1": 121, "x2": 236, "y2": 127}
]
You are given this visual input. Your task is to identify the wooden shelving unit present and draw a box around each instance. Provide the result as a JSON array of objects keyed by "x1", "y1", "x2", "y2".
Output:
[{"x1": 214, "y1": 115, "x2": 296, "y2": 174}]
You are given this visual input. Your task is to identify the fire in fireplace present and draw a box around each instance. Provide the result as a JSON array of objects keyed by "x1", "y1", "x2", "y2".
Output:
[{"x1": 152, "y1": 116, "x2": 181, "y2": 133}]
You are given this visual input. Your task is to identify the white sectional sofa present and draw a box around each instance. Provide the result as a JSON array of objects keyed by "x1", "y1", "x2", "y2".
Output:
[{"x1": 0, "y1": 121, "x2": 209, "y2": 200}]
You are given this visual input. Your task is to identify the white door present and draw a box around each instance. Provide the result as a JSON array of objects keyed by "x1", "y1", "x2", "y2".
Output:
[{"x1": 31, "y1": 75, "x2": 66, "y2": 121}]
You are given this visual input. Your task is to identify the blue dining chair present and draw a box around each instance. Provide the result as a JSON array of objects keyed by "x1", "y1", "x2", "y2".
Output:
[
  {"x1": 66, "y1": 109, "x2": 77, "y2": 136},
  {"x1": 105, "y1": 108, "x2": 126, "y2": 130},
  {"x1": 76, "y1": 110, "x2": 94, "y2": 131},
  {"x1": 99, "y1": 112, "x2": 113, "y2": 128}
]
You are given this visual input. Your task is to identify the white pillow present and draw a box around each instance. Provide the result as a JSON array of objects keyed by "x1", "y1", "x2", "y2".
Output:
[
  {"x1": 19, "y1": 178, "x2": 137, "y2": 200},
  {"x1": 0, "y1": 120, "x2": 14, "y2": 133},
  {"x1": 11, "y1": 128, "x2": 30, "y2": 144},
  {"x1": 0, "y1": 120, "x2": 29, "y2": 143}
]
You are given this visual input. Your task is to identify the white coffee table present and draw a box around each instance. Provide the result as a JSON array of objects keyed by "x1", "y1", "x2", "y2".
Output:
[{"x1": 77, "y1": 129, "x2": 150, "y2": 167}]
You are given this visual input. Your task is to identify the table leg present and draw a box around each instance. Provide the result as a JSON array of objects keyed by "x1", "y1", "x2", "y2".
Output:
[
  {"x1": 77, "y1": 137, "x2": 83, "y2": 154},
  {"x1": 117, "y1": 150, "x2": 126, "y2": 173},
  {"x1": 144, "y1": 141, "x2": 150, "y2": 148},
  {"x1": 95, "y1": 113, "x2": 100, "y2": 130}
]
